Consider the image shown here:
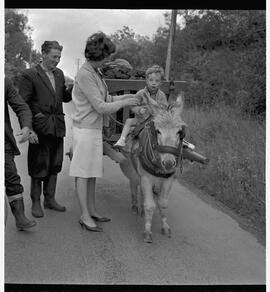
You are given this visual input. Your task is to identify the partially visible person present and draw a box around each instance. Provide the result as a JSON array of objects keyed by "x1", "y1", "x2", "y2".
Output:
[
  {"x1": 5, "y1": 77, "x2": 37, "y2": 230},
  {"x1": 114, "y1": 65, "x2": 168, "y2": 148},
  {"x1": 18, "y1": 40, "x2": 72, "y2": 218},
  {"x1": 69, "y1": 32, "x2": 139, "y2": 232}
]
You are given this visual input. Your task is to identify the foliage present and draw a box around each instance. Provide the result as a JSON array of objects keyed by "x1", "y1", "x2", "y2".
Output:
[
  {"x1": 173, "y1": 10, "x2": 266, "y2": 116},
  {"x1": 110, "y1": 10, "x2": 265, "y2": 117},
  {"x1": 110, "y1": 26, "x2": 156, "y2": 71},
  {"x1": 5, "y1": 9, "x2": 42, "y2": 85}
]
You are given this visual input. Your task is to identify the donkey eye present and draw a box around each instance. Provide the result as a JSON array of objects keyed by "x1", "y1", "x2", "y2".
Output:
[{"x1": 155, "y1": 129, "x2": 161, "y2": 135}]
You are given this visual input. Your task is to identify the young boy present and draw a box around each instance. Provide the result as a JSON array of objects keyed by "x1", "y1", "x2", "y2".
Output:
[{"x1": 114, "y1": 65, "x2": 168, "y2": 147}]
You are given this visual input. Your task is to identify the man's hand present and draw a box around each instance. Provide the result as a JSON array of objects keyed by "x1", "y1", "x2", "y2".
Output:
[
  {"x1": 67, "y1": 83, "x2": 73, "y2": 90},
  {"x1": 17, "y1": 127, "x2": 30, "y2": 143},
  {"x1": 29, "y1": 130, "x2": 39, "y2": 144}
]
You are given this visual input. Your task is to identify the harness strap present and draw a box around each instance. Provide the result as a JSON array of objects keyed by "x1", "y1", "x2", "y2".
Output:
[
  {"x1": 130, "y1": 116, "x2": 152, "y2": 139},
  {"x1": 139, "y1": 155, "x2": 175, "y2": 178}
]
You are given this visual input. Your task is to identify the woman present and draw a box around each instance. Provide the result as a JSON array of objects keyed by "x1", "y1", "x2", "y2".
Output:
[{"x1": 69, "y1": 32, "x2": 139, "y2": 232}]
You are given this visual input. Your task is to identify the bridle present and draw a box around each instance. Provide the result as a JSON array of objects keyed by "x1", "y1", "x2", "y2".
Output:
[{"x1": 137, "y1": 120, "x2": 185, "y2": 178}]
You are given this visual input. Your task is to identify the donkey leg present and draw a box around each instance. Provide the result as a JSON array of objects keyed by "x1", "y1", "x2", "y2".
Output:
[
  {"x1": 143, "y1": 204, "x2": 155, "y2": 243},
  {"x1": 130, "y1": 180, "x2": 139, "y2": 215},
  {"x1": 157, "y1": 202, "x2": 171, "y2": 238},
  {"x1": 141, "y1": 178, "x2": 155, "y2": 243},
  {"x1": 157, "y1": 181, "x2": 174, "y2": 238},
  {"x1": 139, "y1": 185, "x2": 145, "y2": 217}
]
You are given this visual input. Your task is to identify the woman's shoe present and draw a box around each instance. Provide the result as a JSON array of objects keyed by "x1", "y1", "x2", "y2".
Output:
[
  {"x1": 78, "y1": 219, "x2": 103, "y2": 232},
  {"x1": 91, "y1": 216, "x2": 111, "y2": 222}
]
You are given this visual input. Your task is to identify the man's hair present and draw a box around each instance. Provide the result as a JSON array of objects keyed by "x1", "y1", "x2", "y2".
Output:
[
  {"x1": 145, "y1": 65, "x2": 165, "y2": 79},
  {"x1": 41, "y1": 41, "x2": 63, "y2": 54},
  {"x1": 85, "y1": 32, "x2": 116, "y2": 61}
]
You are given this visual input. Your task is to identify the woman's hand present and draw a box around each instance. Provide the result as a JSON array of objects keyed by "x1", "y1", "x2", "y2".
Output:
[
  {"x1": 124, "y1": 98, "x2": 140, "y2": 107},
  {"x1": 123, "y1": 94, "x2": 136, "y2": 99}
]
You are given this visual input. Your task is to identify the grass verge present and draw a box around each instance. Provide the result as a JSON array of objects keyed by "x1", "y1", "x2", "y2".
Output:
[{"x1": 180, "y1": 104, "x2": 265, "y2": 240}]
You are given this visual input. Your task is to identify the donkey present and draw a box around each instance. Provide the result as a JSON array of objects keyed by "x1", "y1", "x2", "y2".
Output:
[{"x1": 119, "y1": 94, "x2": 186, "y2": 243}]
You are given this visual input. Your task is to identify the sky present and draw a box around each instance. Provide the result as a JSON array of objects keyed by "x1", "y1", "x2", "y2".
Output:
[{"x1": 20, "y1": 9, "x2": 171, "y2": 78}]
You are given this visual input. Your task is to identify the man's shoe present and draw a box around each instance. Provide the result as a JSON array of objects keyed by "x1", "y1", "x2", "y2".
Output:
[
  {"x1": 32, "y1": 201, "x2": 44, "y2": 218},
  {"x1": 44, "y1": 199, "x2": 66, "y2": 212}
]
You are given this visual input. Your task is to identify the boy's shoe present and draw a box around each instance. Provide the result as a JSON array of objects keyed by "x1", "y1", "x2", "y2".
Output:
[
  {"x1": 183, "y1": 140, "x2": 195, "y2": 150},
  {"x1": 113, "y1": 138, "x2": 126, "y2": 148}
]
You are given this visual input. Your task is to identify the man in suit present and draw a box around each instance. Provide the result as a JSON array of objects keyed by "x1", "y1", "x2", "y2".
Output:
[
  {"x1": 18, "y1": 41, "x2": 72, "y2": 218},
  {"x1": 5, "y1": 77, "x2": 37, "y2": 230}
]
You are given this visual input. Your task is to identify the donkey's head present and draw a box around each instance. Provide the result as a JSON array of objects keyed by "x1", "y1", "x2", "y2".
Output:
[{"x1": 147, "y1": 93, "x2": 187, "y2": 173}]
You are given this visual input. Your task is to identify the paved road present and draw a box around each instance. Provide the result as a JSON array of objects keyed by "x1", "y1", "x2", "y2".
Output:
[{"x1": 5, "y1": 103, "x2": 265, "y2": 285}]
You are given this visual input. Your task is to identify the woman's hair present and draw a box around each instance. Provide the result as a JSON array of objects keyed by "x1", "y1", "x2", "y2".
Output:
[
  {"x1": 145, "y1": 65, "x2": 165, "y2": 79},
  {"x1": 41, "y1": 41, "x2": 63, "y2": 54},
  {"x1": 85, "y1": 32, "x2": 116, "y2": 61}
]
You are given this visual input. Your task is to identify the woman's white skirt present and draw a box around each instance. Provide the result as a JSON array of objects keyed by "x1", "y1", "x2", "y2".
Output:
[{"x1": 69, "y1": 127, "x2": 103, "y2": 178}]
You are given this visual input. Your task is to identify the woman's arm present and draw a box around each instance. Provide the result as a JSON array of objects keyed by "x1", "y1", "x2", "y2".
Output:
[
  {"x1": 108, "y1": 94, "x2": 130, "y2": 102},
  {"x1": 78, "y1": 72, "x2": 137, "y2": 114}
]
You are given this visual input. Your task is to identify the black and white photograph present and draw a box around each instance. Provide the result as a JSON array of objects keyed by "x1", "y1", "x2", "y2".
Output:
[{"x1": 4, "y1": 7, "x2": 266, "y2": 291}]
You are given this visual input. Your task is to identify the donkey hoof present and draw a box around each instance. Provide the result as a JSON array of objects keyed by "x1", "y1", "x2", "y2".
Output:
[
  {"x1": 131, "y1": 206, "x2": 139, "y2": 215},
  {"x1": 161, "y1": 227, "x2": 171, "y2": 238},
  {"x1": 143, "y1": 232, "x2": 153, "y2": 243}
]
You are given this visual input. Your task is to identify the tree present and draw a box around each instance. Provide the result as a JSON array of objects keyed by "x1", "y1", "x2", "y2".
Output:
[
  {"x1": 170, "y1": 10, "x2": 266, "y2": 115},
  {"x1": 5, "y1": 9, "x2": 42, "y2": 84},
  {"x1": 110, "y1": 26, "x2": 157, "y2": 70}
]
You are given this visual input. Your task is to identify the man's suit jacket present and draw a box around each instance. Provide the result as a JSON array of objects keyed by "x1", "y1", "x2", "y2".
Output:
[
  {"x1": 18, "y1": 64, "x2": 72, "y2": 137},
  {"x1": 5, "y1": 77, "x2": 32, "y2": 155}
]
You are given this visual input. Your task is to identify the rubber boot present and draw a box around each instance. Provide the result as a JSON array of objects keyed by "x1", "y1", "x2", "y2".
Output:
[
  {"x1": 9, "y1": 198, "x2": 37, "y2": 231},
  {"x1": 43, "y1": 174, "x2": 66, "y2": 212},
  {"x1": 30, "y1": 177, "x2": 44, "y2": 218}
]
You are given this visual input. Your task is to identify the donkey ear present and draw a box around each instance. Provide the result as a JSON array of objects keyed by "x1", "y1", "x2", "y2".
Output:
[{"x1": 143, "y1": 91, "x2": 161, "y2": 115}]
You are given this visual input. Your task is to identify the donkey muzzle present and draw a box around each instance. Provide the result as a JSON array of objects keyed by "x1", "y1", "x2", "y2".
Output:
[{"x1": 162, "y1": 159, "x2": 176, "y2": 171}]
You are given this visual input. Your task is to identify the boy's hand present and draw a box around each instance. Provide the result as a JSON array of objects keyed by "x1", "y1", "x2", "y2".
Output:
[
  {"x1": 29, "y1": 130, "x2": 39, "y2": 144},
  {"x1": 139, "y1": 107, "x2": 147, "y2": 115},
  {"x1": 134, "y1": 92, "x2": 145, "y2": 103}
]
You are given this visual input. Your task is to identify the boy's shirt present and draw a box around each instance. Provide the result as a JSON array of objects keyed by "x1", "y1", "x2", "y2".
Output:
[{"x1": 133, "y1": 87, "x2": 168, "y2": 121}]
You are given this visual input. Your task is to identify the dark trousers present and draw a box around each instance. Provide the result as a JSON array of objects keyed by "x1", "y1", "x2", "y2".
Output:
[
  {"x1": 30, "y1": 174, "x2": 58, "y2": 201},
  {"x1": 28, "y1": 135, "x2": 63, "y2": 178},
  {"x1": 5, "y1": 151, "x2": 23, "y2": 197},
  {"x1": 28, "y1": 135, "x2": 63, "y2": 201}
]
